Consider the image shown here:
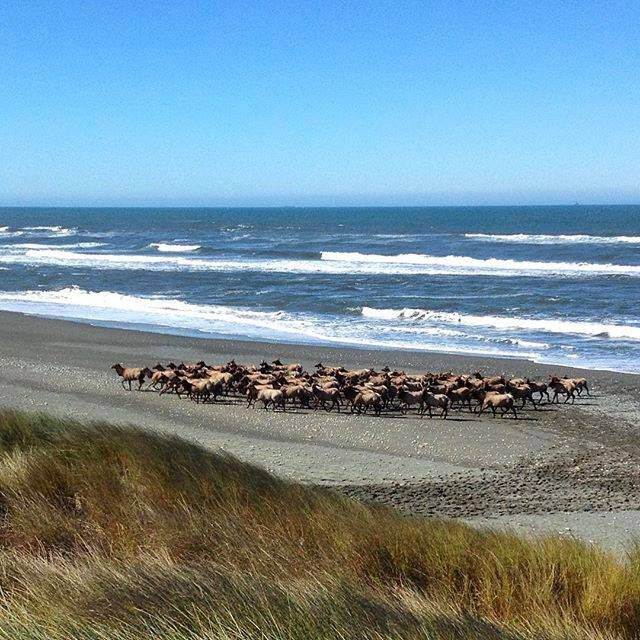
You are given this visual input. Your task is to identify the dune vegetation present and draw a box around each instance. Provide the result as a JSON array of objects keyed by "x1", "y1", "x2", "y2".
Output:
[{"x1": 0, "y1": 410, "x2": 637, "y2": 639}]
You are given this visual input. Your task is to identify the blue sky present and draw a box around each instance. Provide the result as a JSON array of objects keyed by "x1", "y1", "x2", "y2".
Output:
[{"x1": 1, "y1": 1, "x2": 639, "y2": 206}]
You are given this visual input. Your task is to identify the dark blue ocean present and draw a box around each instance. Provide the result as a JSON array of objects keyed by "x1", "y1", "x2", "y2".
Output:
[{"x1": 0, "y1": 206, "x2": 639, "y2": 373}]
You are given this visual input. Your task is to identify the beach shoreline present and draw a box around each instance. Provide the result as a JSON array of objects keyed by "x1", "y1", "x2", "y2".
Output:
[
  {"x1": 1, "y1": 309, "x2": 639, "y2": 553},
  {"x1": 5, "y1": 308, "x2": 639, "y2": 380}
]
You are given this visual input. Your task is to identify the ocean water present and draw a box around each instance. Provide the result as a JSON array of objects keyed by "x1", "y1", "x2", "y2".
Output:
[{"x1": 0, "y1": 205, "x2": 639, "y2": 373}]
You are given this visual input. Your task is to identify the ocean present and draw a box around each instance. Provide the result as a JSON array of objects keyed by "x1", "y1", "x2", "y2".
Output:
[{"x1": 0, "y1": 205, "x2": 638, "y2": 373}]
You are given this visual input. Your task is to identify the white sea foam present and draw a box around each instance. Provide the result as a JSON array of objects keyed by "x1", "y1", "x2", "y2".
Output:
[
  {"x1": 149, "y1": 242, "x2": 201, "y2": 252},
  {"x1": 0, "y1": 287, "x2": 294, "y2": 334},
  {"x1": 465, "y1": 233, "x2": 640, "y2": 245},
  {"x1": 2, "y1": 242, "x2": 106, "y2": 250},
  {"x1": 1, "y1": 247, "x2": 638, "y2": 278},
  {"x1": 321, "y1": 251, "x2": 640, "y2": 276},
  {"x1": 0, "y1": 288, "x2": 314, "y2": 345},
  {"x1": 361, "y1": 307, "x2": 640, "y2": 341},
  {"x1": 510, "y1": 339, "x2": 551, "y2": 350}
]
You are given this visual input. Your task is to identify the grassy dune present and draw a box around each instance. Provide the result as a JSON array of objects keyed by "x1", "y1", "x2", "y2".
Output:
[{"x1": 0, "y1": 411, "x2": 637, "y2": 638}]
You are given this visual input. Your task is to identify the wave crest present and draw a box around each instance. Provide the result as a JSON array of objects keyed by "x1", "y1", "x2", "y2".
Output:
[{"x1": 149, "y1": 243, "x2": 201, "y2": 252}]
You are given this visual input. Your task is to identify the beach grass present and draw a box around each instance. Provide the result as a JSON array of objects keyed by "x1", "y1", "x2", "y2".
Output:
[{"x1": 0, "y1": 409, "x2": 637, "y2": 639}]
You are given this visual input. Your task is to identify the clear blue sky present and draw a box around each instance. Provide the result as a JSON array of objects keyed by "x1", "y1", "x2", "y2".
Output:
[{"x1": 1, "y1": 1, "x2": 639, "y2": 206}]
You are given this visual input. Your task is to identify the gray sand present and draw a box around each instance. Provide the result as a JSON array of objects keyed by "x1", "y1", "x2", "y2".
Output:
[{"x1": 0, "y1": 311, "x2": 639, "y2": 554}]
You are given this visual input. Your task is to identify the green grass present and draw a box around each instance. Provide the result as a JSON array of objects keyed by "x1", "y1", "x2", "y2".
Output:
[{"x1": 0, "y1": 409, "x2": 637, "y2": 639}]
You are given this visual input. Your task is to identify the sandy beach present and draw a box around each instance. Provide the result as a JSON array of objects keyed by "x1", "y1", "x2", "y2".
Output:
[{"x1": 1, "y1": 310, "x2": 639, "y2": 553}]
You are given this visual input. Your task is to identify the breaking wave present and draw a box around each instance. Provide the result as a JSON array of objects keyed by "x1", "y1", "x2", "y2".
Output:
[
  {"x1": 361, "y1": 307, "x2": 640, "y2": 341},
  {"x1": 321, "y1": 251, "x2": 640, "y2": 276},
  {"x1": 1, "y1": 248, "x2": 638, "y2": 278},
  {"x1": 0, "y1": 225, "x2": 77, "y2": 238},
  {"x1": 465, "y1": 233, "x2": 640, "y2": 244},
  {"x1": 149, "y1": 243, "x2": 201, "y2": 252}
]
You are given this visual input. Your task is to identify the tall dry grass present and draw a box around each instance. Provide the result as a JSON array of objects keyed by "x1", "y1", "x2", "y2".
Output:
[{"x1": 0, "y1": 409, "x2": 637, "y2": 639}]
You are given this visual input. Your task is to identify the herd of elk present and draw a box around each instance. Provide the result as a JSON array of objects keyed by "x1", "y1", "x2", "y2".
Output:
[{"x1": 111, "y1": 360, "x2": 590, "y2": 420}]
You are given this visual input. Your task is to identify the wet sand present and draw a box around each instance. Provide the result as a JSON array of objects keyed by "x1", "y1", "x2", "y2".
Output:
[{"x1": 0, "y1": 311, "x2": 639, "y2": 553}]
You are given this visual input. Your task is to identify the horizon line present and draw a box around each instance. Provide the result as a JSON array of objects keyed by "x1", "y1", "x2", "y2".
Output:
[{"x1": 1, "y1": 202, "x2": 639, "y2": 210}]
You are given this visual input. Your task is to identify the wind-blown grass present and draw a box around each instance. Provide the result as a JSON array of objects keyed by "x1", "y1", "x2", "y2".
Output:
[{"x1": 0, "y1": 409, "x2": 637, "y2": 639}]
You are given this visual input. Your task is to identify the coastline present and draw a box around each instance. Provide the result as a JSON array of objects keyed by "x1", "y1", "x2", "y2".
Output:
[
  {"x1": 1, "y1": 295, "x2": 639, "y2": 375},
  {"x1": 1, "y1": 309, "x2": 639, "y2": 553},
  {"x1": 4, "y1": 308, "x2": 639, "y2": 380}
]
